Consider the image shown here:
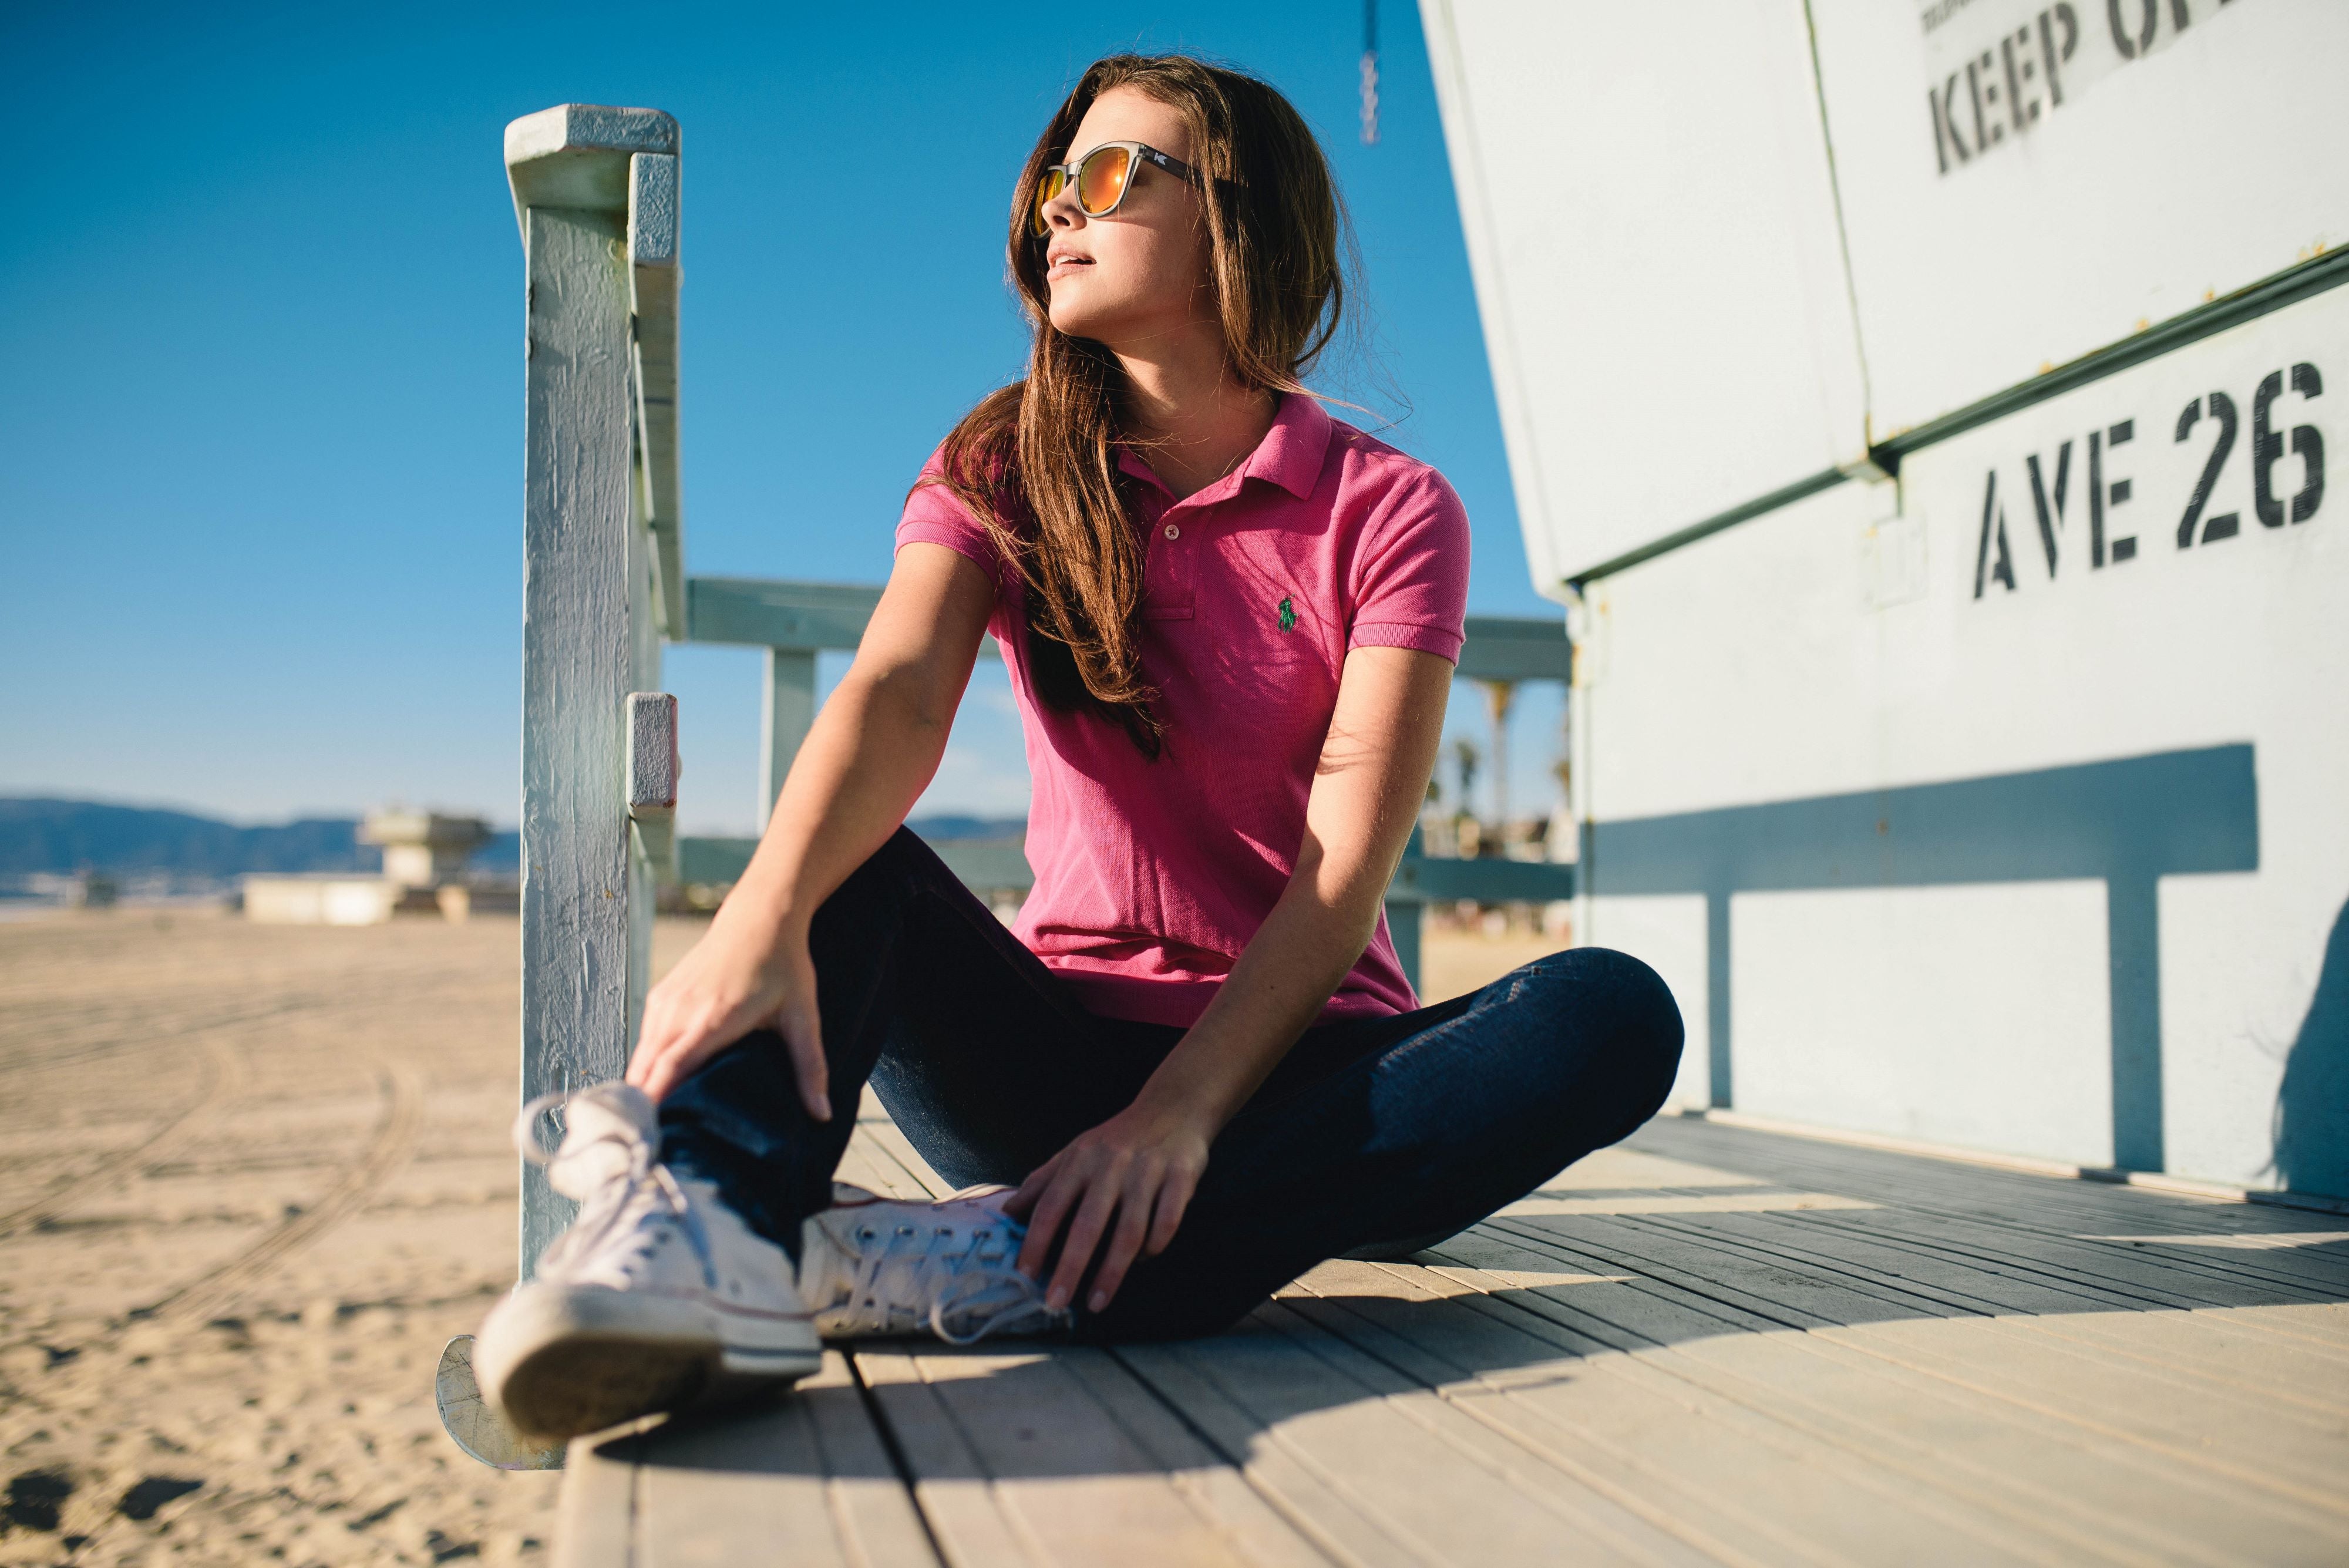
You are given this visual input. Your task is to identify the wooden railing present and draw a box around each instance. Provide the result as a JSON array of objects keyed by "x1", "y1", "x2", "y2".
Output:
[{"x1": 674, "y1": 577, "x2": 1575, "y2": 981}]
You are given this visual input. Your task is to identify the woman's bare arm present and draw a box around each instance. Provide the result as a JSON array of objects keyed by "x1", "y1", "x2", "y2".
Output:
[
  {"x1": 625, "y1": 541, "x2": 997, "y2": 1107},
  {"x1": 1009, "y1": 644, "x2": 1454, "y2": 1310}
]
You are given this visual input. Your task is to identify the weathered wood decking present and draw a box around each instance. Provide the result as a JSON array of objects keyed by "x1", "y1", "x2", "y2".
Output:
[{"x1": 557, "y1": 1103, "x2": 2349, "y2": 1567}]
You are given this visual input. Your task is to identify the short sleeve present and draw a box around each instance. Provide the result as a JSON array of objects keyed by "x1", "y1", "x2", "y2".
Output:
[
  {"x1": 896, "y1": 446, "x2": 1011, "y2": 598},
  {"x1": 1346, "y1": 468, "x2": 1471, "y2": 664}
]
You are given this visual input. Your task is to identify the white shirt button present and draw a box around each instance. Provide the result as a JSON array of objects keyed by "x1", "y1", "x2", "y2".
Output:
[{"x1": 1163, "y1": 523, "x2": 1180, "y2": 540}]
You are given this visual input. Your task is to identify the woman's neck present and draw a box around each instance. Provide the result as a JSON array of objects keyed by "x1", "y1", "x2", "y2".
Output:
[{"x1": 1112, "y1": 322, "x2": 1276, "y2": 501}]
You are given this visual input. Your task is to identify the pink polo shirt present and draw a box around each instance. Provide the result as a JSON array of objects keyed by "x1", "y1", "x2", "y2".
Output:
[{"x1": 894, "y1": 392, "x2": 1471, "y2": 1028}]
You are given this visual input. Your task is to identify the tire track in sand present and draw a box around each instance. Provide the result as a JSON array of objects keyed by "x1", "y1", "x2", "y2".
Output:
[
  {"x1": 0, "y1": 1034, "x2": 250, "y2": 1240},
  {"x1": 134, "y1": 1061, "x2": 429, "y2": 1327}
]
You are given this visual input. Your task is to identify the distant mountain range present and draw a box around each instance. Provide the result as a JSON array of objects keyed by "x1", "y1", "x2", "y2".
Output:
[
  {"x1": 0, "y1": 799, "x2": 1023, "y2": 879},
  {"x1": 0, "y1": 798, "x2": 519, "y2": 878}
]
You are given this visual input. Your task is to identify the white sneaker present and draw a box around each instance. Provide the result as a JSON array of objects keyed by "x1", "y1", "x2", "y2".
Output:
[
  {"x1": 473, "y1": 1084, "x2": 821, "y2": 1441},
  {"x1": 797, "y1": 1185, "x2": 1071, "y2": 1344}
]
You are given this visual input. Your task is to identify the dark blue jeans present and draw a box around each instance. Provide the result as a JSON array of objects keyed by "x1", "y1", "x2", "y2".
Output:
[{"x1": 660, "y1": 827, "x2": 1682, "y2": 1341}]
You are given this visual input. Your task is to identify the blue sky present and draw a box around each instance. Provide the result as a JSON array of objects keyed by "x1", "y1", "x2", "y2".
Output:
[{"x1": 1, "y1": 0, "x2": 1566, "y2": 836}]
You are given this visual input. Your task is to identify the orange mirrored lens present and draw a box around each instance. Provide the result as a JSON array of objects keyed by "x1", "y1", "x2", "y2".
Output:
[
  {"x1": 1031, "y1": 168, "x2": 1066, "y2": 235},
  {"x1": 1076, "y1": 147, "x2": 1131, "y2": 214}
]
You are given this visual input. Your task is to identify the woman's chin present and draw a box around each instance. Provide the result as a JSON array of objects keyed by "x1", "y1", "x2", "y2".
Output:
[{"x1": 1046, "y1": 298, "x2": 1112, "y2": 341}]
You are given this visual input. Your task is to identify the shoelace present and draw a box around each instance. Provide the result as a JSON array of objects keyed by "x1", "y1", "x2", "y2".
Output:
[
  {"x1": 514, "y1": 1089, "x2": 705, "y2": 1284},
  {"x1": 831, "y1": 1209, "x2": 1065, "y2": 1345}
]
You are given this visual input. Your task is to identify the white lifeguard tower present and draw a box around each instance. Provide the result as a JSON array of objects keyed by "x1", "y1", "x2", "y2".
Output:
[{"x1": 243, "y1": 807, "x2": 493, "y2": 924}]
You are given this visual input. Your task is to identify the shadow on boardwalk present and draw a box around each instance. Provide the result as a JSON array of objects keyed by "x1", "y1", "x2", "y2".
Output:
[{"x1": 586, "y1": 1113, "x2": 2349, "y2": 1513}]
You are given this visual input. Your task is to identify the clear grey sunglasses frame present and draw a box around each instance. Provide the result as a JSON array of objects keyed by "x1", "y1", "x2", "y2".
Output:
[{"x1": 1030, "y1": 140, "x2": 1207, "y2": 236}]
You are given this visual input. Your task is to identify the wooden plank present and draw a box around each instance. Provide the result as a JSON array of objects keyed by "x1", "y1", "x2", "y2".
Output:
[
  {"x1": 1410, "y1": 1253, "x2": 2349, "y2": 1566},
  {"x1": 1391, "y1": 1230, "x2": 2349, "y2": 1549},
  {"x1": 1284, "y1": 1264, "x2": 2075, "y2": 1568},
  {"x1": 841, "y1": 1125, "x2": 937, "y2": 1203},
  {"x1": 1469, "y1": 1169, "x2": 2349, "y2": 1388},
  {"x1": 1049, "y1": 1350, "x2": 1335, "y2": 1568},
  {"x1": 806, "y1": 1353, "x2": 946, "y2": 1568},
  {"x1": 1110, "y1": 1330, "x2": 1428, "y2": 1568},
  {"x1": 1796, "y1": 1206, "x2": 2343, "y2": 1314},
  {"x1": 850, "y1": 1347, "x2": 1051, "y2": 1568},
  {"x1": 862, "y1": 1343, "x2": 1337, "y2": 1568},
  {"x1": 634, "y1": 1399, "x2": 859, "y2": 1568},
  {"x1": 1489, "y1": 1210, "x2": 1976, "y2": 1331},
  {"x1": 2012, "y1": 1306, "x2": 2349, "y2": 1411},
  {"x1": 517, "y1": 196, "x2": 641, "y2": 1278},
  {"x1": 1663, "y1": 1318, "x2": 2349, "y2": 1568},
  {"x1": 1632, "y1": 1120, "x2": 2349, "y2": 1293},
  {"x1": 1425, "y1": 1226, "x2": 1785, "y2": 1350},
  {"x1": 1647, "y1": 1204, "x2": 2349, "y2": 1394},
  {"x1": 1628, "y1": 1209, "x2": 2131, "y2": 1318},
  {"x1": 1627, "y1": 1122, "x2": 2349, "y2": 1306},
  {"x1": 632, "y1": 1356, "x2": 943, "y2": 1568},
  {"x1": 859, "y1": 1112, "x2": 953, "y2": 1199},
  {"x1": 555, "y1": 1426, "x2": 644, "y2": 1568},
  {"x1": 1818, "y1": 1314, "x2": 2349, "y2": 1508},
  {"x1": 1118, "y1": 1304, "x2": 1729, "y2": 1567},
  {"x1": 551, "y1": 1357, "x2": 940, "y2": 1568}
]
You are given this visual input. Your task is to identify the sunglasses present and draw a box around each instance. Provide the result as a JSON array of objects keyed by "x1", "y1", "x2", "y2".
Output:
[{"x1": 1029, "y1": 140, "x2": 1207, "y2": 238}]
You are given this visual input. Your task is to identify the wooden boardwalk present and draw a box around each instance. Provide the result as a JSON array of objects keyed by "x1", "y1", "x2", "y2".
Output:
[{"x1": 557, "y1": 1103, "x2": 2349, "y2": 1567}]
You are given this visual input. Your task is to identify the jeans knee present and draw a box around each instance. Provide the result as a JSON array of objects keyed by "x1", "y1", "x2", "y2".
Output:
[
  {"x1": 1516, "y1": 946, "x2": 1684, "y2": 1115},
  {"x1": 805, "y1": 826, "x2": 930, "y2": 956},
  {"x1": 1598, "y1": 950, "x2": 1686, "y2": 1118},
  {"x1": 819, "y1": 825, "x2": 918, "y2": 909},
  {"x1": 658, "y1": 1031, "x2": 804, "y2": 1159}
]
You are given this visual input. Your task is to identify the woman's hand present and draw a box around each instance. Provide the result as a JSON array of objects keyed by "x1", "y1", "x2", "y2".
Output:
[
  {"x1": 1004, "y1": 1098, "x2": 1213, "y2": 1314},
  {"x1": 625, "y1": 909, "x2": 830, "y2": 1116}
]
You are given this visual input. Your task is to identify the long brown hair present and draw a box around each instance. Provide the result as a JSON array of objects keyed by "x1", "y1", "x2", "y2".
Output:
[{"x1": 926, "y1": 55, "x2": 1350, "y2": 757}]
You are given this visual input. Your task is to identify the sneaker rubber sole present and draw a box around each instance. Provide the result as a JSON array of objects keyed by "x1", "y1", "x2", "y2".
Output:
[{"x1": 478, "y1": 1282, "x2": 821, "y2": 1441}]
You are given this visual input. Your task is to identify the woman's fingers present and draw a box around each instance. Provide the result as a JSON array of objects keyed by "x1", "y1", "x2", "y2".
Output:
[
  {"x1": 1145, "y1": 1166, "x2": 1197, "y2": 1257},
  {"x1": 1016, "y1": 1159, "x2": 1086, "y2": 1279},
  {"x1": 1004, "y1": 1150, "x2": 1064, "y2": 1222},
  {"x1": 637, "y1": 1013, "x2": 719, "y2": 1104},
  {"x1": 1046, "y1": 1165, "x2": 1126, "y2": 1312},
  {"x1": 624, "y1": 1016, "x2": 667, "y2": 1089},
  {"x1": 1085, "y1": 1167, "x2": 1160, "y2": 1311},
  {"x1": 637, "y1": 985, "x2": 765, "y2": 1103},
  {"x1": 777, "y1": 994, "x2": 830, "y2": 1122}
]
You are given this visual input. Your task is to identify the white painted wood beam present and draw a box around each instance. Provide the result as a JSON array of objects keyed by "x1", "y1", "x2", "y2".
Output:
[
  {"x1": 627, "y1": 692, "x2": 679, "y2": 872},
  {"x1": 760, "y1": 650, "x2": 817, "y2": 828},
  {"x1": 503, "y1": 104, "x2": 678, "y2": 238},
  {"x1": 516, "y1": 200, "x2": 638, "y2": 1277},
  {"x1": 627, "y1": 153, "x2": 687, "y2": 640},
  {"x1": 508, "y1": 103, "x2": 681, "y2": 1279}
]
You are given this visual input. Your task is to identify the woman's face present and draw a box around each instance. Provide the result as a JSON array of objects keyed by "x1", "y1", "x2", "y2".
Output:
[{"x1": 1036, "y1": 86, "x2": 1214, "y2": 352}]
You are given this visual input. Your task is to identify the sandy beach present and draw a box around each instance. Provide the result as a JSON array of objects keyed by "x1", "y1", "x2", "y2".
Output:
[
  {"x1": 0, "y1": 907, "x2": 1558, "y2": 1564},
  {"x1": 0, "y1": 909, "x2": 559, "y2": 1565}
]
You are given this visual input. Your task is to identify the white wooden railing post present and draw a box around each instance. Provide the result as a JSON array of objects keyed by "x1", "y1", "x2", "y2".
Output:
[
  {"x1": 505, "y1": 105, "x2": 684, "y2": 1278},
  {"x1": 760, "y1": 649, "x2": 818, "y2": 826}
]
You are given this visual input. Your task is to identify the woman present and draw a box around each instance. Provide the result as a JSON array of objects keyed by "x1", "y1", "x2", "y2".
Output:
[{"x1": 474, "y1": 53, "x2": 1682, "y2": 1443}]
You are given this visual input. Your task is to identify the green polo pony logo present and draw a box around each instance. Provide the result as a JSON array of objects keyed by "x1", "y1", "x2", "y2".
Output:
[{"x1": 1276, "y1": 596, "x2": 1297, "y2": 632}]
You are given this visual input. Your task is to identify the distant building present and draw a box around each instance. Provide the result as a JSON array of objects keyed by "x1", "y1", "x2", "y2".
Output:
[{"x1": 245, "y1": 809, "x2": 500, "y2": 924}]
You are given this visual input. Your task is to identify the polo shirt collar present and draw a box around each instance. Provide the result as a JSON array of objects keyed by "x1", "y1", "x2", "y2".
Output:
[
  {"x1": 1246, "y1": 391, "x2": 1333, "y2": 499},
  {"x1": 1114, "y1": 391, "x2": 1333, "y2": 502}
]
